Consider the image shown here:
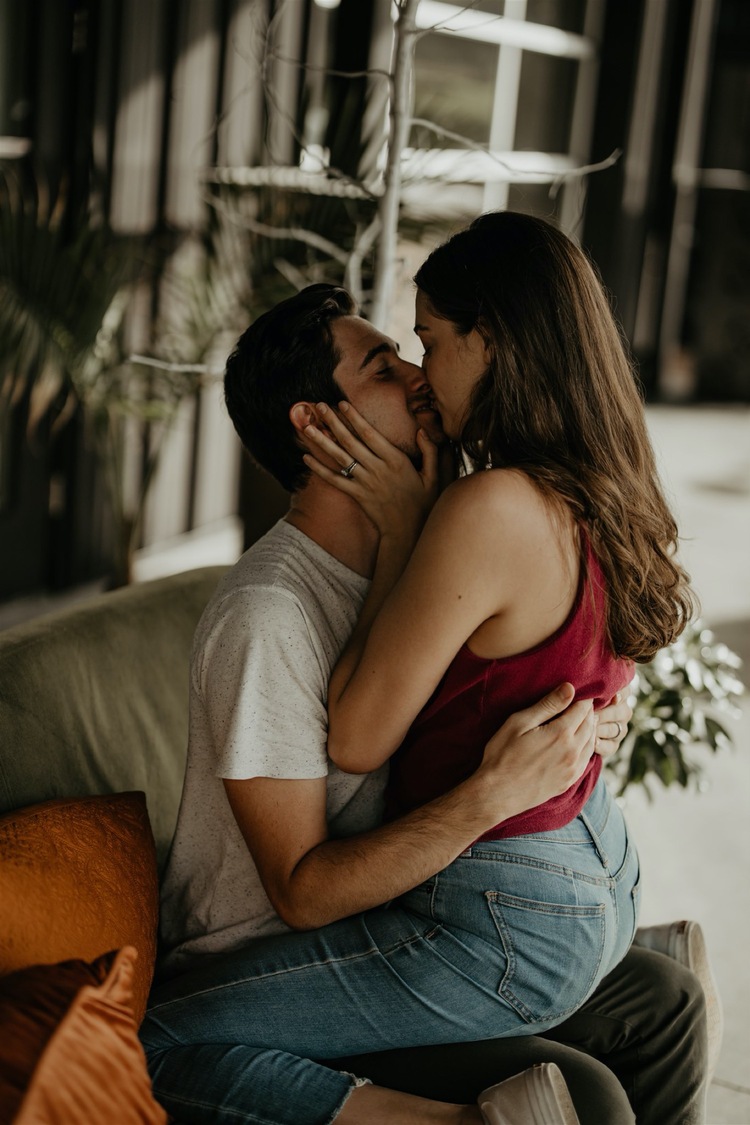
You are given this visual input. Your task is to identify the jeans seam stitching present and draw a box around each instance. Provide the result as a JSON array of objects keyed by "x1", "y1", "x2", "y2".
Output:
[
  {"x1": 486, "y1": 890, "x2": 606, "y2": 917},
  {"x1": 465, "y1": 852, "x2": 615, "y2": 886},
  {"x1": 154, "y1": 1088, "x2": 285, "y2": 1124},
  {"x1": 146, "y1": 927, "x2": 442, "y2": 1015}
]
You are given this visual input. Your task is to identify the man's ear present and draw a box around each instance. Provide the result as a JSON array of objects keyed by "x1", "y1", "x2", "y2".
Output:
[{"x1": 289, "y1": 401, "x2": 320, "y2": 437}]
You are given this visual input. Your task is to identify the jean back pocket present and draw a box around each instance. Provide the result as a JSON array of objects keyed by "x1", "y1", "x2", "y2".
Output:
[{"x1": 486, "y1": 888, "x2": 606, "y2": 1025}]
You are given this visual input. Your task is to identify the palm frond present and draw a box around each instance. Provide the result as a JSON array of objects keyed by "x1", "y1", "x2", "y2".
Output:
[{"x1": 0, "y1": 171, "x2": 140, "y2": 417}]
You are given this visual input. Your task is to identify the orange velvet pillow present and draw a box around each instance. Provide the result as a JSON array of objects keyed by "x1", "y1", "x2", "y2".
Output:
[
  {"x1": 0, "y1": 946, "x2": 166, "y2": 1124},
  {"x1": 0, "y1": 792, "x2": 159, "y2": 1024}
]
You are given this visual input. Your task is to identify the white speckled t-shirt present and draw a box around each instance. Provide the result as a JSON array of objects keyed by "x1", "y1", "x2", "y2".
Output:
[{"x1": 158, "y1": 519, "x2": 387, "y2": 974}]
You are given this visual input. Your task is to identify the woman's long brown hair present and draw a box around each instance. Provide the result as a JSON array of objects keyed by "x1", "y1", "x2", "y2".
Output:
[{"x1": 414, "y1": 211, "x2": 696, "y2": 662}]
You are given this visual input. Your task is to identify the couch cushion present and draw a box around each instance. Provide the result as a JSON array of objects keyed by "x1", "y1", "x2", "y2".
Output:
[
  {"x1": 0, "y1": 565, "x2": 226, "y2": 871},
  {"x1": 0, "y1": 792, "x2": 158, "y2": 1023},
  {"x1": 0, "y1": 947, "x2": 167, "y2": 1124}
]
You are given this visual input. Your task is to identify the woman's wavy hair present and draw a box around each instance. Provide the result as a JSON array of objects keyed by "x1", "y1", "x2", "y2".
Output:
[{"x1": 414, "y1": 211, "x2": 696, "y2": 662}]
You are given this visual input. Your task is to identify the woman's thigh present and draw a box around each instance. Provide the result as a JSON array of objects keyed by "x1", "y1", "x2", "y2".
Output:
[
  {"x1": 143, "y1": 782, "x2": 639, "y2": 1062},
  {"x1": 143, "y1": 895, "x2": 570, "y2": 1063}
]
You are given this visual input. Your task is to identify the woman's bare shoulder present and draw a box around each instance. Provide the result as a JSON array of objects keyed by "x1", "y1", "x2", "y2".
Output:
[
  {"x1": 422, "y1": 470, "x2": 572, "y2": 586},
  {"x1": 436, "y1": 467, "x2": 550, "y2": 527}
]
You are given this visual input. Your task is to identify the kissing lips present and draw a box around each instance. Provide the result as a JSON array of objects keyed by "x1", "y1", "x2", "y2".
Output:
[
  {"x1": 411, "y1": 395, "x2": 445, "y2": 444},
  {"x1": 411, "y1": 395, "x2": 439, "y2": 418}
]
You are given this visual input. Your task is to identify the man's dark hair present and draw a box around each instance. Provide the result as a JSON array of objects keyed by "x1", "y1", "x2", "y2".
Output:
[{"x1": 224, "y1": 283, "x2": 356, "y2": 492}]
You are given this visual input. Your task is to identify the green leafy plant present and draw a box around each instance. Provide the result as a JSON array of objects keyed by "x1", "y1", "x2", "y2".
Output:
[
  {"x1": 606, "y1": 620, "x2": 745, "y2": 796},
  {"x1": 103, "y1": 229, "x2": 253, "y2": 583},
  {"x1": 0, "y1": 172, "x2": 138, "y2": 425},
  {"x1": 0, "y1": 171, "x2": 252, "y2": 585}
]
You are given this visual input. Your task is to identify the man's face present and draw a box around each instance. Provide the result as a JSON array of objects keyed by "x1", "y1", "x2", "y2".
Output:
[{"x1": 328, "y1": 316, "x2": 444, "y2": 456}]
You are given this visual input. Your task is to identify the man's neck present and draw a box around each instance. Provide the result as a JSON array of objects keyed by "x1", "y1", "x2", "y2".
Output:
[{"x1": 284, "y1": 483, "x2": 379, "y2": 579}]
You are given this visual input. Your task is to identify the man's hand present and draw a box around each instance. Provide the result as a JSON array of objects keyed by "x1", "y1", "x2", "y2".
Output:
[
  {"x1": 595, "y1": 689, "x2": 633, "y2": 759},
  {"x1": 472, "y1": 683, "x2": 596, "y2": 825},
  {"x1": 224, "y1": 683, "x2": 623, "y2": 931}
]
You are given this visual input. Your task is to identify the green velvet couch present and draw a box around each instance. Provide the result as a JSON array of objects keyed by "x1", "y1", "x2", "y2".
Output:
[
  {"x1": 0, "y1": 565, "x2": 626, "y2": 1124},
  {"x1": 0, "y1": 566, "x2": 226, "y2": 877}
]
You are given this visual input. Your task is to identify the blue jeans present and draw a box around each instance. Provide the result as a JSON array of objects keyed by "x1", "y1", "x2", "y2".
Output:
[{"x1": 141, "y1": 779, "x2": 640, "y2": 1124}]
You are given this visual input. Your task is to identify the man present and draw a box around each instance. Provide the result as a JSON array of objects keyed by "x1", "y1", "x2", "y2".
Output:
[{"x1": 141, "y1": 285, "x2": 713, "y2": 1125}]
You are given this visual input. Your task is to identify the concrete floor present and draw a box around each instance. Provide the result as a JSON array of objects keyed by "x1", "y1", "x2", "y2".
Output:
[
  {"x1": 1, "y1": 403, "x2": 748, "y2": 1122},
  {"x1": 629, "y1": 405, "x2": 750, "y2": 1125}
]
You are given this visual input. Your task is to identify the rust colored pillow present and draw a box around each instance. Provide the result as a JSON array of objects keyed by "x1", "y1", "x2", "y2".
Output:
[
  {"x1": 0, "y1": 793, "x2": 159, "y2": 1023},
  {"x1": 0, "y1": 947, "x2": 166, "y2": 1124}
]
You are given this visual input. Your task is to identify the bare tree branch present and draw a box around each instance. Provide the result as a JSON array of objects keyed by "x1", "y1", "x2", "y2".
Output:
[
  {"x1": 273, "y1": 258, "x2": 315, "y2": 293},
  {"x1": 204, "y1": 191, "x2": 350, "y2": 266},
  {"x1": 345, "y1": 215, "x2": 382, "y2": 306},
  {"x1": 266, "y1": 53, "x2": 394, "y2": 84},
  {"x1": 261, "y1": 0, "x2": 308, "y2": 167},
  {"x1": 370, "y1": 0, "x2": 420, "y2": 329},
  {"x1": 203, "y1": 0, "x2": 619, "y2": 328},
  {"x1": 549, "y1": 149, "x2": 623, "y2": 195},
  {"x1": 408, "y1": 117, "x2": 621, "y2": 187},
  {"x1": 128, "y1": 355, "x2": 220, "y2": 377}
]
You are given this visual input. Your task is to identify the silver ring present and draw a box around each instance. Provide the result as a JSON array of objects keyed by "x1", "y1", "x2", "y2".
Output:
[
  {"x1": 614, "y1": 721, "x2": 623, "y2": 740},
  {"x1": 340, "y1": 460, "x2": 358, "y2": 479}
]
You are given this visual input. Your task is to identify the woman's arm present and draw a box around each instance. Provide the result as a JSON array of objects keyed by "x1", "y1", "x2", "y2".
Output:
[
  {"x1": 303, "y1": 401, "x2": 441, "y2": 691},
  {"x1": 224, "y1": 684, "x2": 598, "y2": 930},
  {"x1": 304, "y1": 404, "x2": 542, "y2": 774}
]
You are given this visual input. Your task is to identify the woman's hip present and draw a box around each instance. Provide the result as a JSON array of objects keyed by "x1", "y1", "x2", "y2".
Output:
[
  {"x1": 398, "y1": 778, "x2": 641, "y2": 1024},
  {"x1": 453, "y1": 777, "x2": 633, "y2": 880}
]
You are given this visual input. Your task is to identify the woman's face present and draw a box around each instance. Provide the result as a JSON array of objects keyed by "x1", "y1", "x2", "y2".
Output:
[{"x1": 414, "y1": 290, "x2": 488, "y2": 440}]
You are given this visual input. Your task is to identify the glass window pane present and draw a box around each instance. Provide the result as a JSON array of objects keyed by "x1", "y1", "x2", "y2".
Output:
[
  {"x1": 507, "y1": 182, "x2": 560, "y2": 218},
  {"x1": 514, "y1": 53, "x2": 578, "y2": 151},
  {"x1": 412, "y1": 31, "x2": 498, "y2": 145},
  {"x1": 526, "y1": 0, "x2": 588, "y2": 35}
]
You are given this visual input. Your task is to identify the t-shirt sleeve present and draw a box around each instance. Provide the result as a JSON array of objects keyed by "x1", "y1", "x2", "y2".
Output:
[{"x1": 194, "y1": 584, "x2": 330, "y2": 781}]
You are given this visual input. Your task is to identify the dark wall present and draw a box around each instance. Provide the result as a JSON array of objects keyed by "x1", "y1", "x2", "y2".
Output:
[
  {"x1": 582, "y1": 0, "x2": 692, "y2": 398},
  {"x1": 0, "y1": 0, "x2": 267, "y2": 598},
  {"x1": 583, "y1": 0, "x2": 748, "y2": 403}
]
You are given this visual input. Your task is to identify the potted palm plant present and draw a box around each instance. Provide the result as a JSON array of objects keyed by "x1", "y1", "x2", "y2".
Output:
[
  {"x1": 0, "y1": 171, "x2": 251, "y2": 586},
  {"x1": 607, "y1": 620, "x2": 744, "y2": 796}
]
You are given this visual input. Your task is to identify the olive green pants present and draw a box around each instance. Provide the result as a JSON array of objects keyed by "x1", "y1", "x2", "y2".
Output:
[{"x1": 333, "y1": 945, "x2": 708, "y2": 1125}]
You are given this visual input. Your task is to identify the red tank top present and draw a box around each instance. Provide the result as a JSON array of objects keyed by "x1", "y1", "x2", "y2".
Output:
[{"x1": 384, "y1": 535, "x2": 634, "y2": 839}]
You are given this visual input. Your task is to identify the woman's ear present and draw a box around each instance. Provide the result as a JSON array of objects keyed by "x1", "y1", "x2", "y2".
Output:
[{"x1": 476, "y1": 321, "x2": 493, "y2": 366}]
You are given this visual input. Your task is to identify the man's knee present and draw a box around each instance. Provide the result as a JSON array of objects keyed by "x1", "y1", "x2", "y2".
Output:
[
  {"x1": 630, "y1": 946, "x2": 706, "y2": 1038},
  {"x1": 334, "y1": 1038, "x2": 635, "y2": 1125},
  {"x1": 546, "y1": 944, "x2": 707, "y2": 1059}
]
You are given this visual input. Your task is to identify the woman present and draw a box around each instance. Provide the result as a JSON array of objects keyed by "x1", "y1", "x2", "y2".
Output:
[
  {"x1": 142, "y1": 215, "x2": 695, "y2": 1125},
  {"x1": 304, "y1": 210, "x2": 694, "y2": 1036}
]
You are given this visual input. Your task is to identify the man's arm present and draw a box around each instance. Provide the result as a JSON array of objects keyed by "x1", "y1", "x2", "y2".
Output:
[{"x1": 225, "y1": 683, "x2": 599, "y2": 931}]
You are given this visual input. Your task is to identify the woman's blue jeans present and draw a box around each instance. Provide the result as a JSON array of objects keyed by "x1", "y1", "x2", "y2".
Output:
[{"x1": 141, "y1": 779, "x2": 640, "y2": 1125}]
